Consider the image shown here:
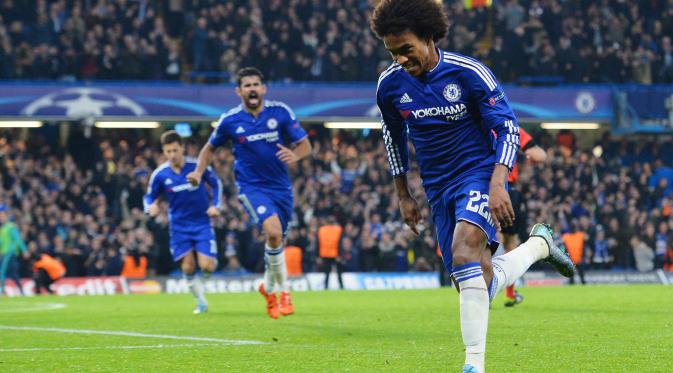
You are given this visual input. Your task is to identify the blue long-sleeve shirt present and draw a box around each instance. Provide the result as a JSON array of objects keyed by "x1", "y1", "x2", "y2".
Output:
[
  {"x1": 377, "y1": 49, "x2": 520, "y2": 202},
  {"x1": 144, "y1": 158, "x2": 222, "y2": 233}
]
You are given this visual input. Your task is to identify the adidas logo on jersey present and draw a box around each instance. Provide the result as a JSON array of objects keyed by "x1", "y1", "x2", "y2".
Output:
[
  {"x1": 164, "y1": 179, "x2": 173, "y2": 185},
  {"x1": 235, "y1": 126, "x2": 245, "y2": 134},
  {"x1": 400, "y1": 93, "x2": 413, "y2": 104}
]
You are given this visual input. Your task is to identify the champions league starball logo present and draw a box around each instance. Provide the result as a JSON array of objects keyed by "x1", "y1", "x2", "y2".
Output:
[{"x1": 21, "y1": 88, "x2": 146, "y2": 118}]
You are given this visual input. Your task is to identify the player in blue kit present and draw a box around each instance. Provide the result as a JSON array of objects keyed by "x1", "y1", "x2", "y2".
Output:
[
  {"x1": 187, "y1": 67, "x2": 312, "y2": 319},
  {"x1": 371, "y1": 1, "x2": 575, "y2": 372},
  {"x1": 144, "y1": 130, "x2": 223, "y2": 314}
]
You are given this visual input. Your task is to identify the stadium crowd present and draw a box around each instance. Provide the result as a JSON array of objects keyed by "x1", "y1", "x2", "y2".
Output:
[
  {"x1": 1, "y1": 126, "x2": 673, "y2": 280},
  {"x1": 0, "y1": 0, "x2": 672, "y2": 83}
]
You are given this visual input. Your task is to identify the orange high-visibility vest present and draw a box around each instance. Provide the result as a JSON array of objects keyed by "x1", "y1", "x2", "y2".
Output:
[
  {"x1": 562, "y1": 232, "x2": 585, "y2": 264},
  {"x1": 284, "y1": 246, "x2": 303, "y2": 276},
  {"x1": 33, "y1": 254, "x2": 66, "y2": 280},
  {"x1": 318, "y1": 225, "x2": 342, "y2": 258},
  {"x1": 121, "y1": 256, "x2": 148, "y2": 279}
]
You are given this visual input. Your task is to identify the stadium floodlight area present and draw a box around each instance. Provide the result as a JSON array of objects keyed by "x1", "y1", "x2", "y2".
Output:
[
  {"x1": 94, "y1": 121, "x2": 161, "y2": 129},
  {"x1": 0, "y1": 121, "x2": 43, "y2": 128},
  {"x1": 540, "y1": 122, "x2": 601, "y2": 130}
]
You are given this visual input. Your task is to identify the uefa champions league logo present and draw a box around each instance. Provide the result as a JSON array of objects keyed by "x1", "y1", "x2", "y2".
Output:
[
  {"x1": 443, "y1": 84, "x2": 462, "y2": 102},
  {"x1": 21, "y1": 87, "x2": 146, "y2": 118}
]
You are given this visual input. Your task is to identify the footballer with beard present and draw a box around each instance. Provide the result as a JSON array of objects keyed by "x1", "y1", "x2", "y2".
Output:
[{"x1": 188, "y1": 67, "x2": 311, "y2": 319}]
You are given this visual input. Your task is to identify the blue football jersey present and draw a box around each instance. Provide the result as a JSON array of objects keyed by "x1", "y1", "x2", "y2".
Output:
[
  {"x1": 377, "y1": 50, "x2": 520, "y2": 201},
  {"x1": 144, "y1": 158, "x2": 222, "y2": 232},
  {"x1": 209, "y1": 100, "x2": 308, "y2": 191}
]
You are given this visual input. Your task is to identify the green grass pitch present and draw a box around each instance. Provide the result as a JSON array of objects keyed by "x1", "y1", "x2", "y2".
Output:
[{"x1": 1, "y1": 285, "x2": 672, "y2": 372}]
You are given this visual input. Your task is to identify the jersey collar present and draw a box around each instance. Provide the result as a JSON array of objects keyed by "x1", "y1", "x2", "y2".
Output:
[{"x1": 428, "y1": 48, "x2": 442, "y2": 73}]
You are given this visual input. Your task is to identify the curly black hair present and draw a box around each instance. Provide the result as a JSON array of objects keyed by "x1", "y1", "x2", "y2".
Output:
[{"x1": 370, "y1": 0, "x2": 449, "y2": 42}]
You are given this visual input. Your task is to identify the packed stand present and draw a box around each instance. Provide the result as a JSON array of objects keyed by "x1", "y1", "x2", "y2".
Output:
[
  {"x1": 0, "y1": 0, "x2": 672, "y2": 84},
  {"x1": 521, "y1": 130, "x2": 673, "y2": 274},
  {"x1": 0, "y1": 127, "x2": 438, "y2": 279},
  {"x1": 1, "y1": 127, "x2": 673, "y2": 281}
]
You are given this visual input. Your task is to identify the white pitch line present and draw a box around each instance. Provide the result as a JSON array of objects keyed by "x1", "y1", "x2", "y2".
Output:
[
  {"x1": 0, "y1": 343, "x2": 227, "y2": 352},
  {"x1": 0, "y1": 325, "x2": 266, "y2": 345},
  {"x1": 0, "y1": 303, "x2": 67, "y2": 313}
]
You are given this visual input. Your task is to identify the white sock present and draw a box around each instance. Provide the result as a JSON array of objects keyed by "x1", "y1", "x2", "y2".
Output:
[
  {"x1": 489, "y1": 237, "x2": 549, "y2": 300},
  {"x1": 264, "y1": 266, "x2": 275, "y2": 294},
  {"x1": 276, "y1": 249, "x2": 289, "y2": 293},
  {"x1": 185, "y1": 274, "x2": 207, "y2": 306},
  {"x1": 265, "y1": 243, "x2": 284, "y2": 293},
  {"x1": 453, "y1": 262, "x2": 489, "y2": 373}
]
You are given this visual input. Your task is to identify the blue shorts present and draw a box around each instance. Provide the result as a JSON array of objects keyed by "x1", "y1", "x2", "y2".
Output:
[
  {"x1": 238, "y1": 188, "x2": 293, "y2": 235},
  {"x1": 170, "y1": 225, "x2": 217, "y2": 262},
  {"x1": 430, "y1": 174, "x2": 500, "y2": 273}
]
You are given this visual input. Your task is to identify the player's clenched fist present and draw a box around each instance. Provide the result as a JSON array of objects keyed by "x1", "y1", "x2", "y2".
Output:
[
  {"x1": 276, "y1": 144, "x2": 300, "y2": 164},
  {"x1": 399, "y1": 196, "x2": 422, "y2": 235},
  {"x1": 186, "y1": 171, "x2": 202, "y2": 186},
  {"x1": 489, "y1": 184, "x2": 514, "y2": 231},
  {"x1": 148, "y1": 203, "x2": 160, "y2": 217},
  {"x1": 206, "y1": 206, "x2": 220, "y2": 217}
]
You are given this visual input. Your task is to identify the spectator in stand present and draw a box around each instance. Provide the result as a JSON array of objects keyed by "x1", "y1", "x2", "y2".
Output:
[
  {"x1": 591, "y1": 225, "x2": 611, "y2": 270},
  {"x1": 631, "y1": 235, "x2": 655, "y2": 272},
  {"x1": 0, "y1": 0, "x2": 672, "y2": 83}
]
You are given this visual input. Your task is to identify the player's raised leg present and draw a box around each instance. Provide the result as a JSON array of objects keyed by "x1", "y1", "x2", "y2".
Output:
[
  {"x1": 488, "y1": 224, "x2": 575, "y2": 303},
  {"x1": 452, "y1": 222, "x2": 491, "y2": 373},
  {"x1": 500, "y1": 232, "x2": 524, "y2": 307}
]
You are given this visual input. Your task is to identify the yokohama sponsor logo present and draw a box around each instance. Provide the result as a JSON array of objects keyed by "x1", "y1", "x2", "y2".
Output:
[
  {"x1": 170, "y1": 183, "x2": 199, "y2": 192},
  {"x1": 411, "y1": 103, "x2": 466, "y2": 119},
  {"x1": 245, "y1": 131, "x2": 279, "y2": 142}
]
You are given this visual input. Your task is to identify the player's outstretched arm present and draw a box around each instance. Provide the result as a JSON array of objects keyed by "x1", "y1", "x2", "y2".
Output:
[
  {"x1": 187, "y1": 143, "x2": 215, "y2": 186},
  {"x1": 394, "y1": 175, "x2": 422, "y2": 235}
]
